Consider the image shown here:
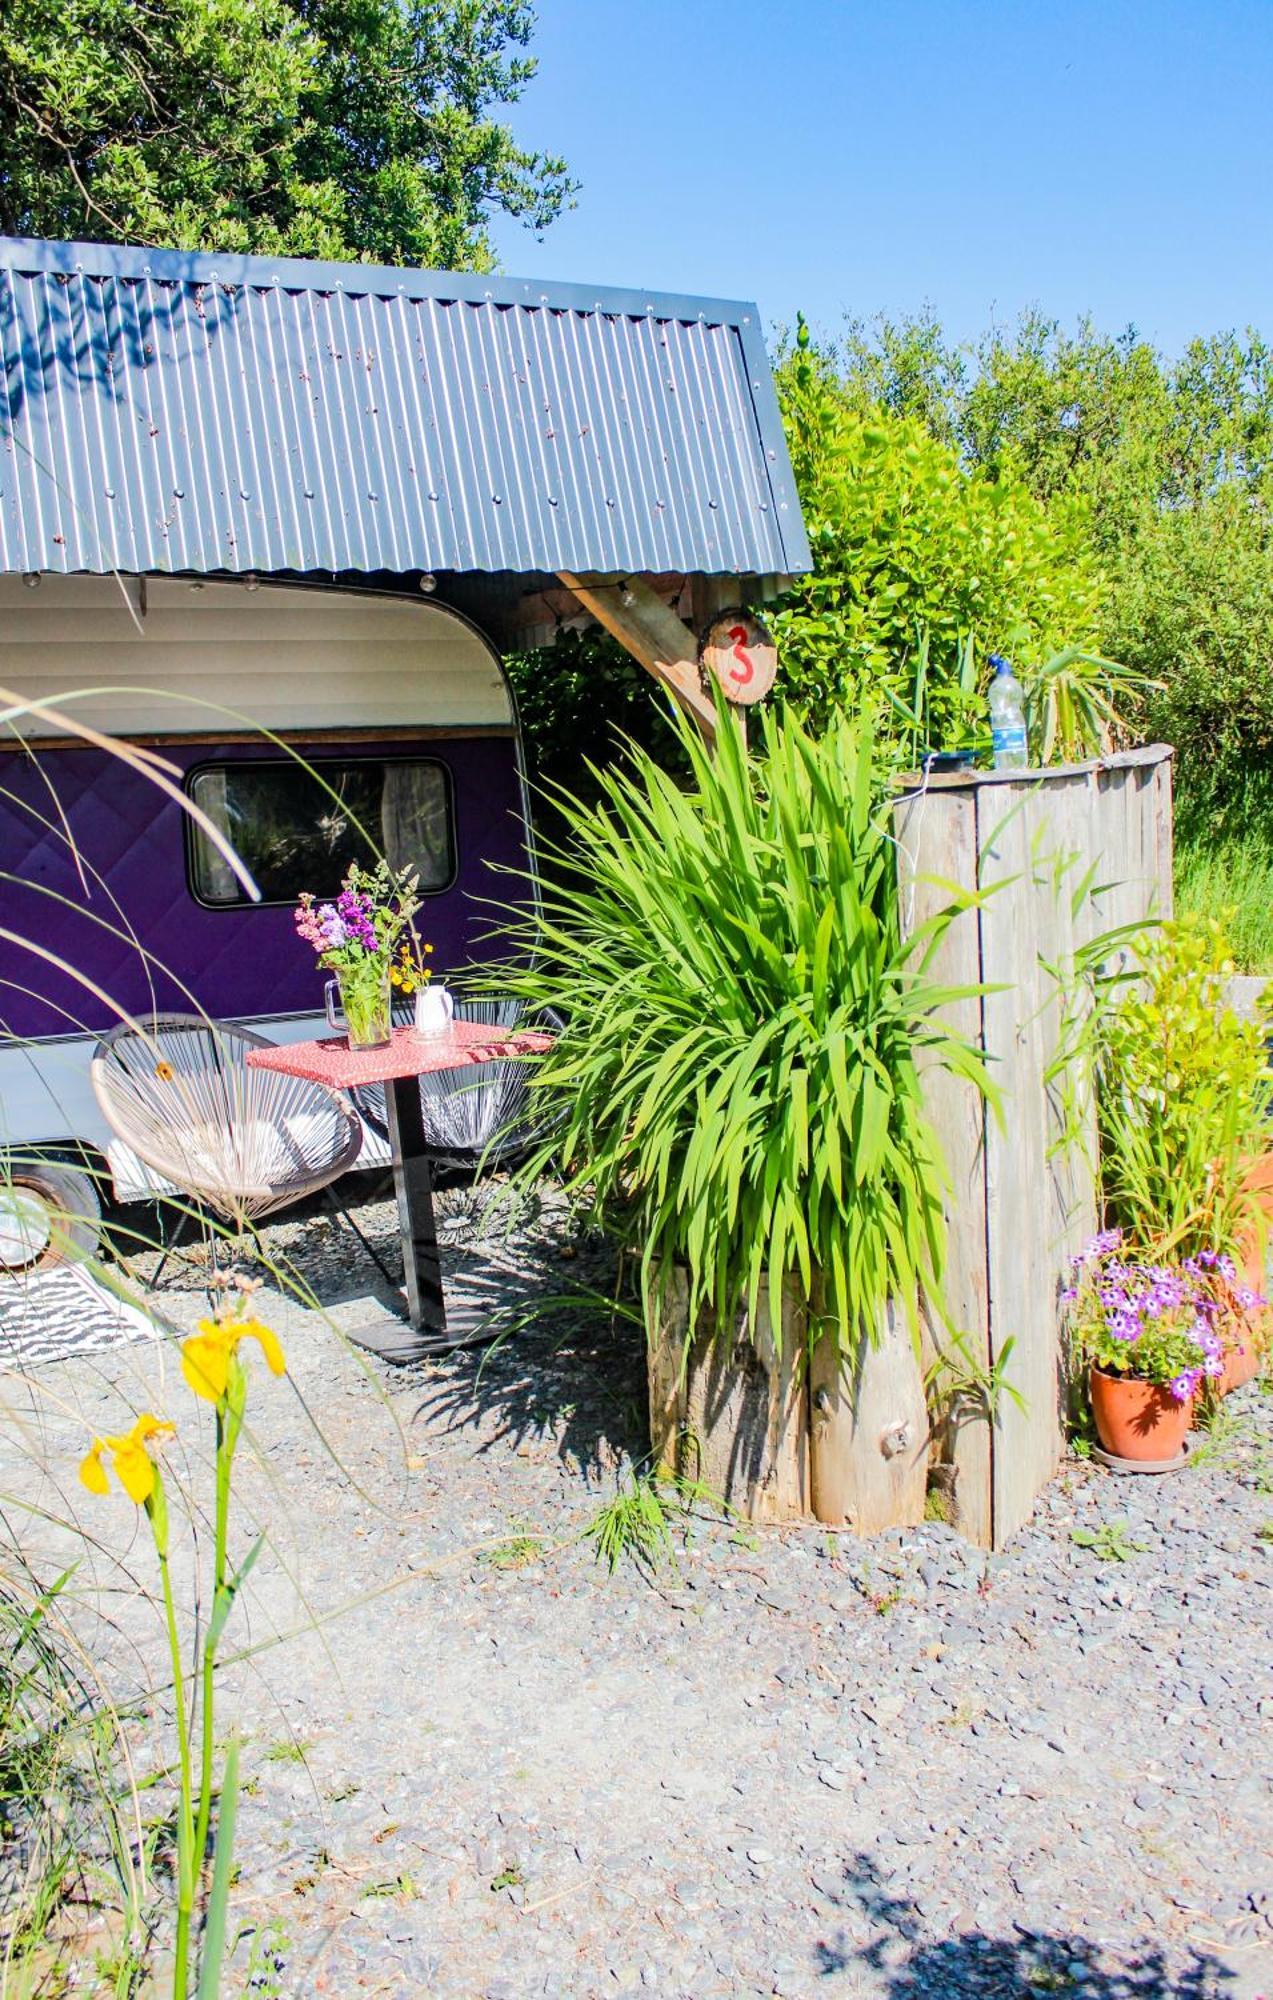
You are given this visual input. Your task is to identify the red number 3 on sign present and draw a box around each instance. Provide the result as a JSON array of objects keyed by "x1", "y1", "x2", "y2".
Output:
[
  {"x1": 699, "y1": 610, "x2": 777, "y2": 707},
  {"x1": 727, "y1": 624, "x2": 755, "y2": 687}
]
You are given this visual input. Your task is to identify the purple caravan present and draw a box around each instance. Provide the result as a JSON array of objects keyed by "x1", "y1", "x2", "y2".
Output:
[{"x1": 0, "y1": 232, "x2": 809, "y2": 1254}]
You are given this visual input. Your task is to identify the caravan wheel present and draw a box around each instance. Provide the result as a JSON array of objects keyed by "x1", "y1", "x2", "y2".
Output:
[{"x1": 0, "y1": 1164, "x2": 102, "y2": 1275}]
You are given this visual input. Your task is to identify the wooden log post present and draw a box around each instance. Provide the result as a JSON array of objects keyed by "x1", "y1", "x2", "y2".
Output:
[
  {"x1": 808, "y1": 1305, "x2": 928, "y2": 1533},
  {"x1": 648, "y1": 1274, "x2": 809, "y2": 1523}
]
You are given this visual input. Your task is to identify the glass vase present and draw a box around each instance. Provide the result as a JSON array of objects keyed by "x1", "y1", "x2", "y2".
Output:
[{"x1": 326, "y1": 968, "x2": 392, "y2": 1051}]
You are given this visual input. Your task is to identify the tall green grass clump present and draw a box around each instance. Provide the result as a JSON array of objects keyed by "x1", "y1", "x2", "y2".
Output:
[
  {"x1": 1174, "y1": 776, "x2": 1273, "y2": 975},
  {"x1": 0, "y1": 1561, "x2": 145, "y2": 1991},
  {"x1": 494, "y1": 700, "x2": 990, "y2": 1364}
]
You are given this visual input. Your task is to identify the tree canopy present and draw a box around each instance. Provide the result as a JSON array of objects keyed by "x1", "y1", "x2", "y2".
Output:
[{"x1": 0, "y1": 0, "x2": 574, "y2": 269}]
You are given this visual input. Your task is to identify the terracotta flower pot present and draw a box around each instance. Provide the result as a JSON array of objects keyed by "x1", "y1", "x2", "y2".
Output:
[{"x1": 1089, "y1": 1367, "x2": 1194, "y2": 1462}]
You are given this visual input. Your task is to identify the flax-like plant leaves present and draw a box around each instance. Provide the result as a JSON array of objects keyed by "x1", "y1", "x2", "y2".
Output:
[{"x1": 489, "y1": 699, "x2": 992, "y2": 1368}]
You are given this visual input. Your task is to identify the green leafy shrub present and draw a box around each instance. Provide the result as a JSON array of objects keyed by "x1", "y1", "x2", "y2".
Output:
[
  {"x1": 490, "y1": 699, "x2": 991, "y2": 1363},
  {"x1": 1108, "y1": 490, "x2": 1273, "y2": 828},
  {"x1": 1090, "y1": 916, "x2": 1272, "y2": 1253},
  {"x1": 831, "y1": 308, "x2": 1273, "y2": 814},
  {"x1": 771, "y1": 321, "x2": 1107, "y2": 742},
  {"x1": 505, "y1": 625, "x2": 688, "y2": 817}
]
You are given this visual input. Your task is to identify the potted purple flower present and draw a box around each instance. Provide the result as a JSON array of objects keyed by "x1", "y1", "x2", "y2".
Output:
[
  {"x1": 1066, "y1": 1230, "x2": 1232, "y2": 1464},
  {"x1": 294, "y1": 861, "x2": 428, "y2": 1050}
]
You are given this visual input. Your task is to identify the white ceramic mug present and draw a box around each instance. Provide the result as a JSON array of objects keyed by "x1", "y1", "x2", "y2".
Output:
[{"x1": 413, "y1": 982, "x2": 454, "y2": 1038}]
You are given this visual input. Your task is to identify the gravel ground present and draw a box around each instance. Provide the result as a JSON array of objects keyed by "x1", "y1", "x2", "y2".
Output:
[{"x1": 5, "y1": 1177, "x2": 1272, "y2": 1999}]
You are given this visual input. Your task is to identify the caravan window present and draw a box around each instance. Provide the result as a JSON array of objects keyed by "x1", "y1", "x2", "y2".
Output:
[{"x1": 186, "y1": 757, "x2": 455, "y2": 906}]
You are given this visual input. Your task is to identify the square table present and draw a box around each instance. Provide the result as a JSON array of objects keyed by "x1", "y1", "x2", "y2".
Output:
[{"x1": 247, "y1": 1021, "x2": 553, "y2": 1362}]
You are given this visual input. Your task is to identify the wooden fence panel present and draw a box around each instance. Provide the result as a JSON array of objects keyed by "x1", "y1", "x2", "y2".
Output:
[{"x1": 895, "y1": 747, "x2": 1174, "y2": 1545}]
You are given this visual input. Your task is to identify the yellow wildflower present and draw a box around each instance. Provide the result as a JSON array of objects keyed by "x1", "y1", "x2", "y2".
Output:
[
  {"x1": 182, "y1": 1317, "x2": 286, "y2": 1404},
  {"x1": 80, "y1": 1412, "x2": 175, "y2": 1504}
]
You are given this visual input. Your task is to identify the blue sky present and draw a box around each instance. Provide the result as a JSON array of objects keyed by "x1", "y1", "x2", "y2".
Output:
[{"x1": 489, "y1": 0, "x2": 1273, "y2": 357}]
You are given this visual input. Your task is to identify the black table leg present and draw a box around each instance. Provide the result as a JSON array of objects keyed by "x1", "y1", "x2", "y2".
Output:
[
  {"x1": 384, "y1": 1073, "x2": 446, "y2": 1336},
  {"x1": 344, "y1": 1074, "x2": 497, "y2": 1365}
]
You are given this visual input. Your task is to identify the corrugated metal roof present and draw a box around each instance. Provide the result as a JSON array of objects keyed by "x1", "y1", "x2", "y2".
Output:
[{"x1": 0, "y1": 235, "x2": 808, "y2": 582}]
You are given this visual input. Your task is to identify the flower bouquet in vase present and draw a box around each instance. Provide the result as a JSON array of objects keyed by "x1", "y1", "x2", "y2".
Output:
[{"x1": 294, "y1": 861, "x2": 430, "y2": 1050}]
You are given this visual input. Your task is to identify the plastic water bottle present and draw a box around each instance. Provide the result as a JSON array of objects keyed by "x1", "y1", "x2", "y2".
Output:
[{"x1": 988, "y1": 654, "x2": 1028, "y2": 769}]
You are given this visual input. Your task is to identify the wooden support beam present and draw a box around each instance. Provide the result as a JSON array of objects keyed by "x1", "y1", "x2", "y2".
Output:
[{"x1": 558, "y1": 572, "x2": 718, "y2": 740}]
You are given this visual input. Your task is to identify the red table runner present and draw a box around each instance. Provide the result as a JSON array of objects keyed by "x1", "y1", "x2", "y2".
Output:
[{"x1": 245, "y1": 1021, "x2": 554, "y2": 1090}]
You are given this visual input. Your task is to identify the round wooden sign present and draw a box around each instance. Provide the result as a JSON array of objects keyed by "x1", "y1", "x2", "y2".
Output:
[{"x1": 698, "y1": 609, "x2": 778, "y2": 706}]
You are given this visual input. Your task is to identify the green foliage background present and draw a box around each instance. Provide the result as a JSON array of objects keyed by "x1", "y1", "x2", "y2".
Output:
[
  {"x1": 513, "y1": 310, "x2": 1273, "y2": 963},
  {"x1": 0, "y1": 0, "x2": 573, "y2": 268},
  {"x1": 769, "y1": 320, "x2": 1107, "y2": 745},
  {"x1": 829, "y1": 308, "x2": 1273, "y2": 831}
]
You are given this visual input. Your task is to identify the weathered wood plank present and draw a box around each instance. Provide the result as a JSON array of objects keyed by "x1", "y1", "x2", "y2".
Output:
[
  {"x1": 975, "y1": 781, "x2": 1065, "y2": 1545},
  {"x1": 893, "y1": 783, "x2": 993, "y2": 1546}
]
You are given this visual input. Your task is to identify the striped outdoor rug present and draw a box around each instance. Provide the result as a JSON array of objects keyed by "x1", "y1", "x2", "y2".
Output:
[{"x1": 0, "y1": 1263, "x2": 165, "y2": 1370}]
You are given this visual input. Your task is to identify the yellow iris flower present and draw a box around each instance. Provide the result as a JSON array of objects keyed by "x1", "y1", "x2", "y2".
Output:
[
  {"x1": 80, "y1": 1412, "x2": 175, "y2": 1504},
  {"x1": 181, "y1": 1317, "x2": 286, "y2": 1404}
]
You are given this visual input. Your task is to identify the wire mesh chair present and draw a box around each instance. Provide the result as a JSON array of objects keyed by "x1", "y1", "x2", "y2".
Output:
[
  {"x1": 350, "y1": 997, "x2": 561, "y2": 1174},
  {"x1": 91, "y1": 1015, "x2": 363, "y2": 1248}
]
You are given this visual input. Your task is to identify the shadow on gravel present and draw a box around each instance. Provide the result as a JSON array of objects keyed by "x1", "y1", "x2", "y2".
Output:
[
  {"x1": 813, "y1": 1854, "x2": 1257, "y2": 1998},
  {"x1": 411, "y1": 1220, "x2": 650, "y2": 1482}
]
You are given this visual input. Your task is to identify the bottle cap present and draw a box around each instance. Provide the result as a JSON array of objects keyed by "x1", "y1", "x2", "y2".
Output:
[{"x1": 989, "y1": 654, "x2": 1010, "y2": 674}]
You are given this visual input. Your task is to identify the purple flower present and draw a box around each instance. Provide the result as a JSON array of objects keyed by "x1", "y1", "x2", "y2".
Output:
[
  {"x1": 1168, "y1": 1369, "x2": 1200, "y2": 1403},
  {"x1": 1109, "y1": 1310, "x2": 1141, "y2": 1342},
  {"x1": 1235, "y1": 1283, "x2": 1258, "y2": 1310},
  {"x1": 1218, "y1": 1254, "x2": 1236, "y2": 1281}
]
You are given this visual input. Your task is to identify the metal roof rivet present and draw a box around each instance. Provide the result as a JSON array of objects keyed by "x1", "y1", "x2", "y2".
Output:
[
  {"x1": 173, "y1": 488, "x2": 185, "y2": 499},
  {"x1": 491, "y1": 493, "x2": 502, "y2": 504},
  {"x1": 304, "y1": 488, "x2": 314, "y2": 500},
  {"x1": 428, "y1": 492, "x2": 439, "y2": 502},
  {"x1": 547, "y1": 496, "x2": 558, "y2": 506},
  {"x1": 368, "y1": 492, "x2": 379, "y2": 501},
  {"x1": 239, "y1": 489, "x2": 251, "y2": 501},
  {"x1": 104, "y1": 488, "x2": 115, "y2": 500},
  {"x1": 708, "y1": 499, "x2": 718, "y2": 509}
]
